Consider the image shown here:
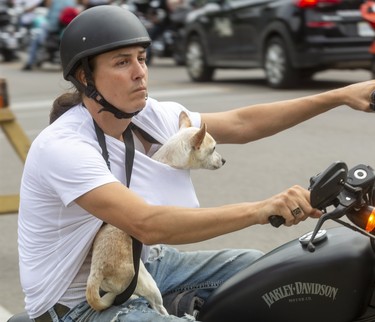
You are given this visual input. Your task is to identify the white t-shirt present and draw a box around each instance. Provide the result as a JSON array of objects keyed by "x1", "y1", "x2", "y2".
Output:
[{"x1": 18, "y1": 98, "x2": 201, "y2": 318}]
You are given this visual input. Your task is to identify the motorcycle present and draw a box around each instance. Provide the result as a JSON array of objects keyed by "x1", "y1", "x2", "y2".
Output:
[
  {"x1": 198, "y1": 161, "x2": 375, "y2": 322},
  {"x1": 0, "y1": 3, "x2": 25, "y2": 62},
  {"x1": 150, "y1": 6, "x2": 189, "y2": 66},
  {"x1": 125, "y1": 0, "x2": 187, "y2": 66},
  {"x1": 7, "y1": 160, "x2": 375, "y2": 322}
]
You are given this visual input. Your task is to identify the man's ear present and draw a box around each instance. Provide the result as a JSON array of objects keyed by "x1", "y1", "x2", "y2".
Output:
[{"x1": 76, "y1": 67, "x2": 87, "y2": 85}]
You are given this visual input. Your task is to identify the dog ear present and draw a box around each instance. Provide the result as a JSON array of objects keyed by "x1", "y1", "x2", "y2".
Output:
[
  {"x1": 191, "y1": 123, "x2": 207, "y2": 150},
  {"x1": 179, "y1": 111, "x2": 192, "y2": 129}
]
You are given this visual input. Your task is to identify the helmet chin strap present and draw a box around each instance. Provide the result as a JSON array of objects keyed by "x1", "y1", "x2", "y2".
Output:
[
  {"x1": 84, "y1": 84, "x2": 144, "y2": 119},
  {"x1": 70, "y1": 57, "x2": 145, "y2": 119}
]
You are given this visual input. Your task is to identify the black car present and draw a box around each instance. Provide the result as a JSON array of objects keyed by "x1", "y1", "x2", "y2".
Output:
[{"x1": 180, "y1": 0, "x2": 374, "y2": 88}]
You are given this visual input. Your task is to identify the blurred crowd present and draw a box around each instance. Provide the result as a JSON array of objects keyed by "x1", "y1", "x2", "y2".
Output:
[{"x1": 0, "y1": 0, "x2": 190, "y2": 70}]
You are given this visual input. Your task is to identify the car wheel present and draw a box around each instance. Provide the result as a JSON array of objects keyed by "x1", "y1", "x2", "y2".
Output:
[
  {"x1": 186, "y1": 36, "x2": 214, "y2": 82},
  {"x1": 263, "y1": 37, "x2": 298, "y2": 89}
]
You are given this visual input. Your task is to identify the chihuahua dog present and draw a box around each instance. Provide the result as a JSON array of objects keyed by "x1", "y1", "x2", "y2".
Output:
[
  {"x1": 152, "y1": 111, "x2": 226, "y2": 169},
  {"x1": 86, "y1": 111, "x2": 225, "y2": 314}
]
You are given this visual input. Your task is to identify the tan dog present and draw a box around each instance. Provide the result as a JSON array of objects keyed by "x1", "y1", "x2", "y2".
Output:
[
  {"x1": 86, "y1": 111, "x2": 225, "y2": 314},
  {"x1": 86, "y1": 224, "x2": 168, "y2": 314}
]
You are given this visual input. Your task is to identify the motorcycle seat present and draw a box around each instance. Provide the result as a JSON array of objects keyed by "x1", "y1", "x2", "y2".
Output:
[{"x1": 7, "y1": 312, "x2": 31, "y2": 322}]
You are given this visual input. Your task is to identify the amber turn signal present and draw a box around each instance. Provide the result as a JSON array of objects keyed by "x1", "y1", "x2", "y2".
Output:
[{"x1": 366, "y1": 208, "x2": 375, "y2": 233}]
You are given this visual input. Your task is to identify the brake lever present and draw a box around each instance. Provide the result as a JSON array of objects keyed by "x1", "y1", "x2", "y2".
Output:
[{"x1": 306, "y1": 204, "x2": 348, "y2": 252}]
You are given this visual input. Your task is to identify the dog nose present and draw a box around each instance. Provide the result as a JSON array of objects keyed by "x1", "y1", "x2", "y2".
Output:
[{"x1": 222, "y1": 158, "x2": 226, "y2": 165}]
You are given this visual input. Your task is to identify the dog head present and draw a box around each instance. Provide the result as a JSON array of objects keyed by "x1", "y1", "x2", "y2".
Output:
[{"x1": 152, "y1": 111, "x2": 226, "y2": 170}]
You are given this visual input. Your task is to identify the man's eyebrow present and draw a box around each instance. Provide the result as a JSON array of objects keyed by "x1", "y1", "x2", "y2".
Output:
[
  {"x1": 112, "y1": 49, "x2": 147, "y2": 59},
  {"x1": 112, "y1": 53, "x2": 132, "y2": 59}
]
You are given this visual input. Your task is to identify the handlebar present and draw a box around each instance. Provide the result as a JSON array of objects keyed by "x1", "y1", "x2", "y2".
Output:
[
  {"x1": 268, "y1": 162, "x2": 375, "y2": 249},
  {"x1": 269, "y1": 215, "x2": 285, "y2": 228}
]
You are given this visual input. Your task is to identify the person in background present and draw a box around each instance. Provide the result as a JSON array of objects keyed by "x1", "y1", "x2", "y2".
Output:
[
  {"x1": 13, "y1": 0, "x2": 45, "y2": 30},
  {"x1": 22, "y1": 0, "x2": 77, "y2": 71}
]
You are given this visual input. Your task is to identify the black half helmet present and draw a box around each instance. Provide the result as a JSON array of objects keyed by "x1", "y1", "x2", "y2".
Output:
[{"x1": 60, "y1": 5, "x2": 151, "y2": 80}]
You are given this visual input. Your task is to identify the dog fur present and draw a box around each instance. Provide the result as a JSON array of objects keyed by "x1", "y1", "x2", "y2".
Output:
[
  {"x1": 86, "y1": 224, "x2": 168, "y2": 314},
  {"x1": 86, "y1": 111, "x2": 225, "y2": 314}
]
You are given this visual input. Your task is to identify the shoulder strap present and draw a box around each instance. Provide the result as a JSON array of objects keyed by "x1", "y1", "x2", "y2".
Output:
[
  {"x1": 93, "y1": 120, "x2": 143, "y2": 306},
  {"x1": 94, "y1": 121, "x2": 111, "y2": 170}
]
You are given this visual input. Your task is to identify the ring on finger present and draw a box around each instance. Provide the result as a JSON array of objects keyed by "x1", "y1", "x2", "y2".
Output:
[{"x1": 291, "y1": 207, "x2": 302, "y2": 217}]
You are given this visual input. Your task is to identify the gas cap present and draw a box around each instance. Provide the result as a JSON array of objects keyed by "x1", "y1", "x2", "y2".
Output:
[{"x1": 299, "y1": 229, "x2": 327, "y2": 246}]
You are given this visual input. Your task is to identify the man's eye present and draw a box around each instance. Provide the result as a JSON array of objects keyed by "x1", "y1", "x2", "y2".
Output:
[{"x1": 117, "y1": 60, "x2": 128, "y2": 66}]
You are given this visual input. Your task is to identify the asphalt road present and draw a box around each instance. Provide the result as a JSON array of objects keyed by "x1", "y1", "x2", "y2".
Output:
[{"x1": 1, "y1": 57, "x2": 375, "y2": 320}]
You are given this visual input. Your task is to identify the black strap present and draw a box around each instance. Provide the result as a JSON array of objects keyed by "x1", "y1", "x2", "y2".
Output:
[
  {"x1": 93, "y1": 120, "x2": 143, "y2": 306},
  {"x1": 86, "y1": 84, "x2": 141, "y2": 119},
  {"x1": 132, "y1": 123, "x2": 160, "y2": 144},
  {"x1": 123, "y1": 124, "x2": 135, "y2": 187},
  {"x1": 94, "y1": 121, "x2": 111, "y2": 171}
]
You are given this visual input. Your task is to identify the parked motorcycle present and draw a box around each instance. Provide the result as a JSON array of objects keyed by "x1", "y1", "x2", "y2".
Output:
[
  {"x1": 150, "y1": 6, "x2": 189, "y2": 66},
  {"x1": 125, "y1": 0, "x2": 187, "y2": 65},
  {"x1": 7, "y1": 161, "x2": 375, "y2": 322},
  {"x1": 0, "y1": 3, "x2": 25, "y2": 62},
  {"x1": 151, "y1": 28, "x2": 179, "y2": 62}
]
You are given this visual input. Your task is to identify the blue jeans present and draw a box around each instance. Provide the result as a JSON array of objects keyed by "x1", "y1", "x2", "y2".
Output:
[
  {"x1": 26, "y1": 27, "x2": 47, "y2": 66},
  {"x1": 62, "y1": 245, "x2": 264, "y2": 321}
]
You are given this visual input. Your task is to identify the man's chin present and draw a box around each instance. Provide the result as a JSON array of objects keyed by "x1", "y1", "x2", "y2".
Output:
[{"x1": 134, "y1": 99, "x2": 148, "y2": 111}]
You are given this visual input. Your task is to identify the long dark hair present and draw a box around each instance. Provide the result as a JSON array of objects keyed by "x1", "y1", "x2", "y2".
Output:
[
  {"x1": 49, "y1": 91, "x2": 82, "y2": 124},
  {"x1": 50, "y1": 59, "x2": 97, "y2": 123}
]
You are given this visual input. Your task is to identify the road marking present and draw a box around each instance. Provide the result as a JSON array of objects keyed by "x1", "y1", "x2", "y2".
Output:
[
  {"x1": 0, "y1": 305, "x2": 12, "y2": 321},
  {"x1": 10, "y1": 87, "x2": 227, "y2": 111},
  {"x1": 11, "y1": 99, "x2": 53, "y2": 110}
]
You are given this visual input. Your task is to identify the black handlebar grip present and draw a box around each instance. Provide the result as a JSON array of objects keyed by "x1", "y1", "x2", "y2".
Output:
[{"x1": 269, "y1": 215, "x2": 285, "y2": 227}]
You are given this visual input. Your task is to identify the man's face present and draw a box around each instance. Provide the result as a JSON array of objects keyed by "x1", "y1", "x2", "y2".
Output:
[{"x1": 92, "y1": 46, "x2": 149, "y2": 114}]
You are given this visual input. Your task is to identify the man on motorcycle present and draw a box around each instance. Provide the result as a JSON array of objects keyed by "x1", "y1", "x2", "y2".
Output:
[{"x1": 17, "y1": 5, "x2": 375, "y2": 322}]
